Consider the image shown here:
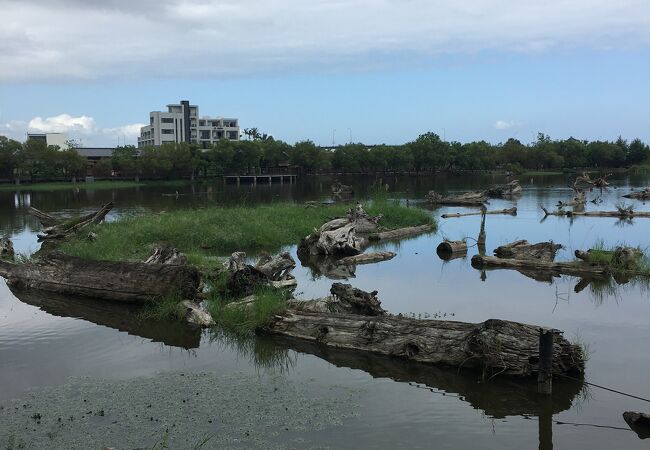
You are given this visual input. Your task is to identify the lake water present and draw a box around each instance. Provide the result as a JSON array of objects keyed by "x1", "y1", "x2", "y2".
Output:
[{"x1": 1, "y1": 174, "x2": 650, "y2": 449}]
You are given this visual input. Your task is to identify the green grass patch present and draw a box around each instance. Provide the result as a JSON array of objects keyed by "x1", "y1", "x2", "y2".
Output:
[
  {"x1": 138, "y1": 292, "x2": 185, "y2": 322},
  {"x1": 0, "y1": 180, "x2": 146, "y2": 192},
  {"x1": 207, "y1": 286, "x2": 289, "y2": 334},
  {"x1": 60, "y1": 200, "x2": 435, "y2": 266}
]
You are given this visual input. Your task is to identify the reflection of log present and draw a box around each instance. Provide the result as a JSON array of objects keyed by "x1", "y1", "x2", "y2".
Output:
[
  {"x1": 37, "y1": 202, "x2": 114, "y2": 241},
  {"x1": 541, "y1": 206, "x2": 650, "y2": 218},
  {"x1": 298, "y1": 253, "x2": 356, "y2": 279},
  {"x1": 442, "y1": 207, "x2": 517, "y2": 218},
  {"x1": 272, "y1": 336, "x2": 584, "y2": 418},
  {"x1": 623, "y1": 188, "x2": 650, "y2": 201},
  {"x1": 0, "y1": 251, "x2": 201, "y2": 303},
  {"x1": 266, "y1": 313, "x2": 584, "y2": 378},
  {"x1": 337, "y1": 251, "x2": 396, "y2": 266},
  {"x1": 494, "y1": 240, "x2": 562, "y2": 262},
  {"x1": 426, "y1": 191, "x2": 487, "y2": 206},
  {"x1": 367, "y1": 224, "x2": 434, "y2": 242},
  {"x1": 471, "y1": 254, "x2": 610, "y2": 278},
  {"x1": 9, "y1": 287, "x2": 201, "y2": 349},
  {"x1": 623, "y1": 411, "x2": 650, "y2": 439}
]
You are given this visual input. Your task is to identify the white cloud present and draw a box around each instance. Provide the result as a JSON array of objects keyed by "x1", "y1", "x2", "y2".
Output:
[
  {"x1": 0, "y1": 0, "x2": 649, "y2": 81},
  {"x1": 28, "y1": 114, "x2": 96, "y2": 134},
  {"x1": 494, "y1": 120, "x2": 519, "y2": 130}
]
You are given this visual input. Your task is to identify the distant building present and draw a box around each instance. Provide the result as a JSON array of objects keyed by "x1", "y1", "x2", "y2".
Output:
[
  {"x1": 138, "y1": 100, "x2": 239, "y2": 148},
  {"x1": 26, "y1": 132, "x2": 69, "y2": 149}
]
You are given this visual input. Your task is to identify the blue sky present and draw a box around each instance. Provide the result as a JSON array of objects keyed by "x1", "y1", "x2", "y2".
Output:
[{"x1": 1, "y1": 0, "x2": 649, "y2": 146}]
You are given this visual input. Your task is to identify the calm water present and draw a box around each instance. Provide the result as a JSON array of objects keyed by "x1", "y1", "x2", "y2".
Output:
[{"x1": 1, "y1": 174, "x2": 650, "y2": 449}]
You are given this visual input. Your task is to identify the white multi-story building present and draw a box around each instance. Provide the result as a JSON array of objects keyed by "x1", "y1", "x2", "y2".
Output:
[{"x1": 138, "y1": 100, "x2": 239, "y2": 148}]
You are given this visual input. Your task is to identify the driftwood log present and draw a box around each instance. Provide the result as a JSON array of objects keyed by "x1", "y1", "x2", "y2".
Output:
[
  {"x1": 484, "y1": 180, "x2": 522, "y2": 198},
  {"x1": 471, "y1": 254, "x2": 611, "y2": 278},
  {"x1": 426, "y1": 190, "x2": 487, "y2": 206},
  {"x1": 541, "y1": 206, "x2": 650, "y2": 219},
  {"x1": 35, "y1": 202, "x2": 114, "y2": 241},
  {"x1": 366, "y1": 224, "x2": 434, "y2": 243},
  {"x1": 574, "y1": 247, "x2": 643, "y2": 270},
  {"x1": 0, "y1": 237, "x2": 14, "y2": 260},
  {"x1": 223, "y1": 251, "x2": 297, "y2": 296},
  {"x1": 28, "y1": 207, "x2": 60, "y2": 227},
  {"x1": 623, "y1": 188, "x2": 650, "y2": 201},
  {"x1": 337, "y1": 251, "x2": 396, "y2": 266},
  {"x1": 494, "y1": 240, "x2": 562, "y2": 262},
  {"x1": 0, "y1": 251, "x2": 201, "y2": 303},
  {"x1": 441, "y1": 207, "x2": 516, "y2": 218},
  {"x1": 436, "y1": 240, "x2": 468, "y2": 260},
  {"x1": 265, "y1": 312, "x2": 584, "y2": 378}
]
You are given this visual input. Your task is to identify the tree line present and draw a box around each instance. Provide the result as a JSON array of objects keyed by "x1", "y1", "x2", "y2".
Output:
[{"x1": 1, "y1": 132, "x2": 649, "y2": 181}]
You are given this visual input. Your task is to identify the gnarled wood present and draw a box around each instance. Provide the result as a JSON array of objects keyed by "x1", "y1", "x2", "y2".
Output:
[
  {"x1": 28, "y1": 206, "x2": 60, "y2": 227},
  {"x1": 224, "y1": 251, "x2": 297, "y2": 296},
  {"x1": 442, "y1": 207, "x2": 516, "y2": 218},
  {"x1": 484, "y1": 180, "x2": 522, "y2": 198},
  {"x1": 0, "y1": 237, "x2": 14, "y2": 260},
  {"x1": 494, "y1": 240, "x2": 562, "y2": 262},
  {"x1": 265, "y1": 313, "x2": 584, "y2": 378},
  {"x1": 144, "y1": 244, "x2": 188, "y2": 265},
  {"x1": 426, "y1": 190, "x2": 487, "y2": 206},
  {"x1": 0, "y1": 251, "x2": 201, "y2": 303},
  {"x1": 37, "y1": 202, "x2": 114, "y2": 241},
  {"x1": 337, "y1": 251, "x2": 396, "y2": 266}
]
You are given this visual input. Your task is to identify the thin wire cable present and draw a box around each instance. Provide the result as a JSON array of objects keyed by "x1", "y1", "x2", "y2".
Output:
[{"x1": 559, "y1": 374, "x2": 650, "y2": 403}]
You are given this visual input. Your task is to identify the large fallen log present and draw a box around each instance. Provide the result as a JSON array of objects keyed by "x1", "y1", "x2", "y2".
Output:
[
  {"x1": 37, "y1": 202, "x2": 114, "y2": 241},
  {"x1": 265, "y1": 313, "x2": 584, "y2": 378},
  {"x1": 442, "y1": 207, "x2": 516, "y2": 218},
  {"x1": 0, "y1": 251, "x2": 201, "y2": 303},
  {"x1": 484, "y1": 180, "x2": 522, "y2": 198},
  {"x1": 471, "y1": 254, "x2": 611, "y2": 278},
  {"x1": 541, "y1": 206, "x2": 650, "y2": 219},
  {"x1": 366, "y1": 224, "x2": 434, "y2": 242},
  {"x1": 426, "y1": 190, "x2": 487, "y2": 206},
  {"x1": 494, "y1": 240, "x2": 562, "y2": 262},
  {"x1": 623, "y1": 188, "x2": 650, "y2": 201},
  {"x1": 28, "y1": 206, "x2": 60, "y2": 227}
]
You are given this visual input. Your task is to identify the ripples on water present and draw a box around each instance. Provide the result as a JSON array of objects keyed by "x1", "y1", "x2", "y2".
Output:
[{"x1": 1, "y1": 173, "x2": 649, "y2": 449}]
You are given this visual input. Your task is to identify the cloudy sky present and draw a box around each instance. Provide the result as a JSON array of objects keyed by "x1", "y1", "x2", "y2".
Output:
[{"x1": 1, "y1": 0, "x2": 649, "y2": 146}]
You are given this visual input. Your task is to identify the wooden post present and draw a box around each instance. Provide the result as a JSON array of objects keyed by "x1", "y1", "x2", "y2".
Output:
[{"x1": 538, "y1": 328, "x2": 553, "y2": 395}]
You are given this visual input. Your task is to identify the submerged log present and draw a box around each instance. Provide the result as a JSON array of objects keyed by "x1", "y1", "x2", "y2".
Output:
[
  {"x1": 442, "y1": 207, "x2": 517, "y2": 218},
  {"x1": 494, "y1": 240, "x2": 562, "y2": 262},
  {"x1": 265, "y1": 313, "x2": 584, "y2": 378},
  {"x1": 37, "y1": 202, "x2": 114, "y2": 241},
  {"x1": 0, "y1": 237, "x2": 14, "y2": 260},
  {"x1": 426, "y1": 190, "x2": 487, "y2": 206},
  {"x1": 0, "y1": 251, "x2": 201, "y2": 303},
  {"x1": 623, "y1": 188, "x2": 650, "y2": 201},
  {"x1": 337, "y1": 251, "x2": 396, "y2": 266},
  {"x1": 484, "y1": 180, "x2": 522, "y2": 198}
]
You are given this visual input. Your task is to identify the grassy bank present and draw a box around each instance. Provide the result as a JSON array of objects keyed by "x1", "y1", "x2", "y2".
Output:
[
  {"x1": 0, "y1": 180, "x2": 146, "y2": 191},
  {"x1": 60, "y1": 200, "x2": 436, "y2": 266}
]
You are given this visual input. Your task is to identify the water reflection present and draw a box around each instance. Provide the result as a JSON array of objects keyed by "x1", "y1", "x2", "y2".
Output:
[{"x1": 9, "y1": 287, "x2": 202, "y2": 349}]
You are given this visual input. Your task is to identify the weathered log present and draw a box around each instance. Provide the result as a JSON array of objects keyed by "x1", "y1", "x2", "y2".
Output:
[
  {"x1": 0, "y1": 251, "x2": 201, "y2": 303},
  {"x1": 494, "y1": 240, "x2": 562, "y2": 262},
  {"x1": 541, "y1": 206, "x2": 650, "y2": 218},
  {"x1": 623, "y1": 188, "x2": 650, "y2": 201},
  {"x1": 436, "y1": 240, "x2": 468, "y2": 260},
  {"x1": 28, "y1": 206, "x2": 60, "y2": 227},
  {"x1": 442, "y1": 207, "x2": 517, "y2": 218},
  {"x1": 336, "y1": 251, "x2": 396, "y2": 266},
  {"x1": 556, "y1": 190, "x2": 586, "y2": 208},
  {"x1": 298, "y1": 219, "x2": 362, "y2": 257},
  {"x1": 0, "y1": 237, "x2": 14, "y2": 260},
  {"x1": 144, "y1": 244, "x2": 188, "y2": 265},
  {"x1": 265, "y1": 313, "x2": 584, "y2": 378},
  {"x1": 346, "y1": 202, "x2": 383, "y2": 233},
  {"x1": 367, "y1": 224, "x2": 434, "y2": 242},
  {"x1": 623, "y1": 411, "x2": 650, "y2": 439},
  {"x1": 329, "y1": 282, "x2": 385, "y2": 315},
  {"x1": 574, "y1": 172, "x2": 611, "y2": 193},
  {"x1": 471, "y1": 254, "x2": 610, "y2": 278},
  {"x1": 574, "y1": 247, "x2": 643, "y2": 270},
  {"x1": 37, "y1": 202, "x2": 114, "y2": 241},
  {"x1": 255, "y1": 251, "x2": 296, "y2": 280},
  {"x1": 180, "y1": 300, "x2": 215, "y2": 327},
  {"x1": 224, "y1": 251, "x2": 297, "y2": 296},
  {"x1": 426, "y1": 190, "x2": 487, "y2": 206},
  {"x1": 223, "y1": 251, "x2": 247, "y2": 272},
  {"x1": 484, "y1": 180, "x2": 522, "y2": 198}
]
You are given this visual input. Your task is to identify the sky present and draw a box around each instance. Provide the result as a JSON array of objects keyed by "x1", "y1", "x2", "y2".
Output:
[{"x1": 0, "y1": 0, "x2": 649, "y2": 147}]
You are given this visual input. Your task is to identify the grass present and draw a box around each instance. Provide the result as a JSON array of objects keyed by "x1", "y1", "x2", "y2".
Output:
[
  {"x1": 521, "y1": 171, "x2": 565, "y2": 176},
  {"x1": 138, "y1": 292, "x2": 185, "y2": 322},
  {"x1": 207, "y1": 285, "x2": 289, "y2": 334},
  {"x1": 0, "y1": 180, "x2": 146, "y2": 191},
  {"x1": 60, "y1": 200, "x2": 435, "y2": 267}
]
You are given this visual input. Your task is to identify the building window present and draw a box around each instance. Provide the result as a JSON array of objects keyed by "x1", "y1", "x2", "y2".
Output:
[
  {"x1": 227, "y1": 131, "x2": 238, "y2": 140},
  {"x1": 162, "y1": 129, "x2": 174, "y2": 134},
  {"x1": 161, "y1": 118, "x2": 174, "y2": 123},
  {"x1": 200, "y1": 131, "x2": 210, "y2": 139}
]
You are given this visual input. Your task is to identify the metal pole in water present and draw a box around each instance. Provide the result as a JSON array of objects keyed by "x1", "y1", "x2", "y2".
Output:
[{"x1": 538, "y1": 328, "x2": 553, "y2": 395}]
